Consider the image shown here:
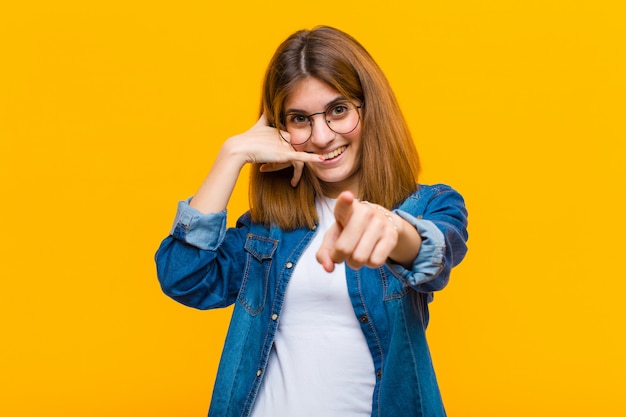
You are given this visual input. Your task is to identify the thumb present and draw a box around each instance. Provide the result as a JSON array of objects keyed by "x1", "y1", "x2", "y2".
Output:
[
  {"x1": 333, "y1": 190, "x2": 356, "y2": 228},
  {"x1": 255, "y1": 113, "x2": 268, "y2": 127}
]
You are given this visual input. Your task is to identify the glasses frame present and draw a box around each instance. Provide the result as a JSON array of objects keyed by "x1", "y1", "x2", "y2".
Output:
[{"x1": 279, "y1": 101, "x2": 363, "y2": 145}]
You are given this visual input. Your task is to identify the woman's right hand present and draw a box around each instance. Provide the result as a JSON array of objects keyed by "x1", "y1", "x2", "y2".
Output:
[
  {"x1": 227, "y1": 114, "x2": 321, "y2": 187},
  {"x1": 189, "y1": 115, "x2": 321, "y2": 214}
]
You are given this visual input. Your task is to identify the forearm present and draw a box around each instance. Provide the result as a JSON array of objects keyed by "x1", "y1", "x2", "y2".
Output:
[{"x1": 189, "y1": 138, "x2": 247, "y2": 214}]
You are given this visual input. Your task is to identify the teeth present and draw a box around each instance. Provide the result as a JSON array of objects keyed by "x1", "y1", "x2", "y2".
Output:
[{"x1": 323, "y1": 146, "x2": 346, "y2": 160}]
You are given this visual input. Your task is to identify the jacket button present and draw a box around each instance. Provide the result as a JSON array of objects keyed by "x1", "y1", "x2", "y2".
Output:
[
  {"x1": 286, "y1": 262, "x2": 293, "y2": 269},
  {"x1": 256, "y1": 369, "x2": 262, "y2": 377},
  {"x1": 271, "y1": 313, "x2": 279, "y2": 321},
  {"x1": 360, "y1": 315, "x2": 368, "y2": 324},
  {"x1": 376, "y1": 369, "x2": 382, "y2": 379}
]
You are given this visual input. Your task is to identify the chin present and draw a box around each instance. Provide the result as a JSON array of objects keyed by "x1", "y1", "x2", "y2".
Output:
[
  {"x1": 316, "y1": 171, "x2": 350, "y2": 184},
  {"x1": 316, "y1": 170, "x2": 359, "y2": 190}
]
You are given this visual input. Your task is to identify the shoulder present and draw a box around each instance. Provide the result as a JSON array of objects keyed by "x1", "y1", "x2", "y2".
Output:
[
  {"x1": 403, "y1": 183, "x2": 464, "y2": 205},
  {"x1": 395, "y1": 183, "x2": 467, "y2": 218},
  {"x1": 416, "y1": 183, "x2": 460, "y2": 198},
  {"x1": 235, "y1": 210, "x2": 253, "y2": 227}
]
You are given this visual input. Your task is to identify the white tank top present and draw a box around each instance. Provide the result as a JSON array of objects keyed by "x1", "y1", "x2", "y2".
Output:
[{"x1": 250, "y1": 197, "x2": 376, "y2": 417}]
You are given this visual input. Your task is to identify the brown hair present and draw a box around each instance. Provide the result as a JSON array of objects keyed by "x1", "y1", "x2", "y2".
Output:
[{"x1": 250, "y1": 26, "x2": 420, "y2": 230}]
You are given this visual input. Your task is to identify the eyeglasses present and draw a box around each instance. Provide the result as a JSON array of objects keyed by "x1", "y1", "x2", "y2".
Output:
[{"x1": 279, "y1": 101, "x2": 363, "y2": 145}]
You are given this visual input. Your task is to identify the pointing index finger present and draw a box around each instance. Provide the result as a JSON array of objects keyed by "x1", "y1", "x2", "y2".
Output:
[{"x1": 333, "y1": 191, "x2": 356, "y2": 228}]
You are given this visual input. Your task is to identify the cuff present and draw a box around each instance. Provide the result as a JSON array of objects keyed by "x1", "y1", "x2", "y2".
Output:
[
  {"x1": 389, "y1": 210, "x2": 446, "y2": 287},
  {"x1": 169, "y1": 199, "x2": 227, "y2": 250}
]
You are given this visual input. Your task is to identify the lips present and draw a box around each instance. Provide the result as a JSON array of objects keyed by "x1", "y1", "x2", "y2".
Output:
[{"x1": 321, "y1": 145, "x2": 347, "y2": 160}]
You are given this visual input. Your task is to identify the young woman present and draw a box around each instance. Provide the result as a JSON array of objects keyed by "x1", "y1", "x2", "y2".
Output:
[{"x1": 155, "y1": 26, "x2": 468, "y2": 417}]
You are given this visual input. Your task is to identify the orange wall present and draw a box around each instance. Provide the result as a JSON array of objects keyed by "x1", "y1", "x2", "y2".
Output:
[{"x1": 1, "y1": 1, "x2": 625, "y2": 416}]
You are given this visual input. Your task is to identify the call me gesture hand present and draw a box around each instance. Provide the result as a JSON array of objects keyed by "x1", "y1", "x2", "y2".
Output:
[
  {"x1": 243, "y1": 114, "x2": 321, "y2": 187},
  {"x1": 188, "y1": 114, "x2": 321, "y2": 214}
]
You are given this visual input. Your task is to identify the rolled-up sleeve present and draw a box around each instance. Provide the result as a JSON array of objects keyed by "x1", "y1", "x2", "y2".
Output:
[
  {"x1": 389, "y1": 213, "x2": 446, "y2": 287},
  {"x1": 388, "y1": 184, "x2": 468, "y2": 294},
  {"x1": 169, "y1": 199, "x2": 227, "y2": 250},
  {"x1": 155, "y1": 200, "x2": 248, "y2": 310}
]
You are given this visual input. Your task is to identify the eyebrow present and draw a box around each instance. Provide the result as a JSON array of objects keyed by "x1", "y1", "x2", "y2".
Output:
[{"x1": 284, "y1": 96, "x2": 349, "y2": 115}]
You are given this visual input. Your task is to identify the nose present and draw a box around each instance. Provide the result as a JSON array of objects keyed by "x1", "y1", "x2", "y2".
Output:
[{"x1": 309, "y1": 113, "x2": 336, "y2": 147}]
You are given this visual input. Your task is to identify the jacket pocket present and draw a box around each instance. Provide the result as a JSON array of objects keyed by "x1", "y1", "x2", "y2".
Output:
[
  {"x1": 238, "y1": 234, "x2": 278, "y2": 316},
  {"x1": 381, "y1": 266, "x2": 410, "y2": 301}
]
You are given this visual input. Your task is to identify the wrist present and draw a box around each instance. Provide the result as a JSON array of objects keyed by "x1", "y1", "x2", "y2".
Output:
[
  {"x1": 390, "y1": 214, "x2": 422, "y2": 268},
  {"x1": 220, "y1": 135, "x2": 250, "y2": 167}
]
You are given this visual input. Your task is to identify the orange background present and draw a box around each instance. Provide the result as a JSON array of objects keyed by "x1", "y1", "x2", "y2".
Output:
[{"x1": 1, "y1": 1, "x2": 625, "y2": 416}]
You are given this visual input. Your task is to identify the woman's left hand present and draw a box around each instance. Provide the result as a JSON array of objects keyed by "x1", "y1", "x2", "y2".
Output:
[{"x1": 316, "y1": 191, "x2": 421, "y2": 272}]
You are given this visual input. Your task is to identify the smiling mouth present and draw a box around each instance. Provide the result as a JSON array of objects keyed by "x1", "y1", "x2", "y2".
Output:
[{"x1": 321, "y1": 146, "x2": 347, "y2": 160}]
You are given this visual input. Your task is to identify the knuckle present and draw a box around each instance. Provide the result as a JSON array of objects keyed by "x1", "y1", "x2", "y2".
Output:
[
  {"x1": 347, "y1": 259, "x2": 364, "y2": 270},
  {"x1": 351, "y1": 252, "x2": 368, "y2": 265},
  {"x1": 369, "y1": 253, "x2": 387, "y2": 267},
  {"x1": 333, "y1": 245, "x2": 350, "y2": 259}
]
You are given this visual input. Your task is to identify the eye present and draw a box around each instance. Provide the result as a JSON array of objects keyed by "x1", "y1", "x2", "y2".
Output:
[
  {"x1": 329, "y1": 104, "x2": 349, "y2": 118},
  {"x1": 287, "y1": 113, "x2": 309, "y2": 125}
]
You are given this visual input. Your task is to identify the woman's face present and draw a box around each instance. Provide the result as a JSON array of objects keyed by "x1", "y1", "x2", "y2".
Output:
[{"x1": 283, "y1": 77, "x2": 363, "y2": 197}]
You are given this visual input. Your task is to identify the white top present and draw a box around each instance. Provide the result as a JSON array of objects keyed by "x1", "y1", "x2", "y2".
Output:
[{"x1": 250, "y1": 198, "x2": 376, "y2": 417}]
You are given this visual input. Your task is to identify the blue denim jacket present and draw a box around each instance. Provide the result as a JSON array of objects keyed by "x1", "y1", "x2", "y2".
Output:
[{"x1": 155, "y1": 183, "x2": 468, "y2": 417}]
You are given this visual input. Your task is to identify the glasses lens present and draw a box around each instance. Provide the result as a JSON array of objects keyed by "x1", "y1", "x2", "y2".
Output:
[{"x1": 281, "y1": 102, "x2": 361, "y2": 145}]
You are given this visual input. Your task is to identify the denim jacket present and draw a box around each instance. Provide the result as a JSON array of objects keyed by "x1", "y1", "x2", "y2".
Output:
[{"x1": 155, "y1": 183, "x2": 468, "y2": 417}]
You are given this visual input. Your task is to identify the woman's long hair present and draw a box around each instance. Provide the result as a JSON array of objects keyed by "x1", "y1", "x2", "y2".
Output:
[{"x1": 250, "y1": 26, "x2": 420, "y2": 230}]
